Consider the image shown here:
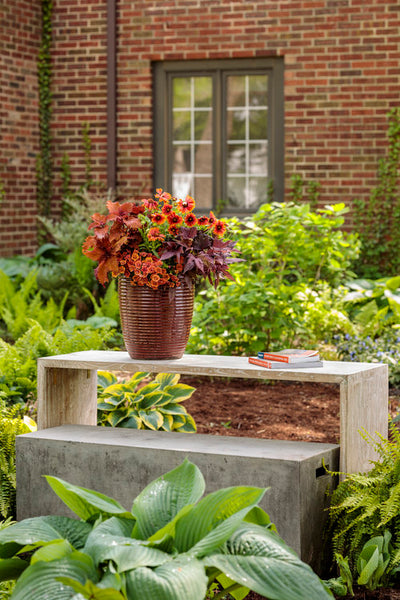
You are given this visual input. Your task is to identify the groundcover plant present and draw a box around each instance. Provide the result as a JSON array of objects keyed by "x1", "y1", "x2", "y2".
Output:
[{"x1": 0, "y1": 460, "x2": 332, "y2": 600}]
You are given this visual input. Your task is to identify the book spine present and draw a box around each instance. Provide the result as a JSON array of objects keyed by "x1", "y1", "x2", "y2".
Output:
[
  {"x1": 257, "y1": 352, "x2": 289, "y2": 363},
  {"x1": 249, "y1": 357, "x2": 274, "y2": 368}
]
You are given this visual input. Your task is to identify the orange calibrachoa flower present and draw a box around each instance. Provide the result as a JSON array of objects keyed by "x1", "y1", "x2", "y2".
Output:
[{"x1": 82, "y1": 188, "x2": 241, "y2": 290}]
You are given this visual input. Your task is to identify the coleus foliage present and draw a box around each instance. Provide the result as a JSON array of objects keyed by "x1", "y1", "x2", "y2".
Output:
[
  {"x1": 0, "y1": 460, "x2": 333, "y2": 600},
  {"x1": 82, "y1": 189, "x2": 241, "y2": 290}
]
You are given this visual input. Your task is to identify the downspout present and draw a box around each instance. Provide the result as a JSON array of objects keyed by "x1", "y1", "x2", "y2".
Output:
[{"x1": 107, "y1": 0, "x2": 117, "y2": 191}]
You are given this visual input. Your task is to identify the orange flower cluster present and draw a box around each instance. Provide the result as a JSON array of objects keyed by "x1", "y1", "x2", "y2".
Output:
[
  {"x1": 83, "y1": 188, "x2": 239, "y2": 290},
  {"x1": 120, "y1": 250, "x2": 180, "y2": 289}
]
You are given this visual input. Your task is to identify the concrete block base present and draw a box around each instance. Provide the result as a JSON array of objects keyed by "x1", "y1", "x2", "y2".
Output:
[{"x1": 16, "y1": 425, "x2": 339, "y2": 574}]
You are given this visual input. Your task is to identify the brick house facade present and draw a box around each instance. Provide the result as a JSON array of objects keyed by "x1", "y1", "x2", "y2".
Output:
[{"x1": 1, "y1": 0, "x2": 399, "y2": 256}]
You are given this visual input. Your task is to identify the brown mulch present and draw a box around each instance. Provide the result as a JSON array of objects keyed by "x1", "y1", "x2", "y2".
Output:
[{"x1": 180, "y1": 376, "x2": 400, "y2": 600}]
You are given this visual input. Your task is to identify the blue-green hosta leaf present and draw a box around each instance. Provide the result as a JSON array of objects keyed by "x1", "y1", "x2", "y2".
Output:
[
  {"x1": 0, "y1": 557, "x2": 28, "y2": 581},
  {"x1": 163, "y1": 384, "x2": 196, "y2": 403},
  {"x1": 31, "y1": 539, "x2": 73, "y2": 564},
  {"x1": 174, "y1": 414, "x2": 196, "y2": 433},
  {"x1": 204, "y1": 524, "x2": 331, "y2": 600},
  {"x1": 87, "y1": 536, "x2": 170, "y2": 572},
  {"x1": 84, "y1": 517, "x2": 135, "y2": 558},
  {"x1": 0, "y1": 517, "x2": 64, "y2": 547},
  {"x1": 139, "y1": 409, "x2": 164, "y2": 430},
  {"x1": 125, "y1": 556, "x2": 207, "y2": 600},
  {"x1": 174, "y1": 486, "x2": 266, "y2": 553},
  {"x1": 58, "y1": 578, "x2": 125, "y2": 600},
  {"x1": 131, "y1": 459, "x2": 205, "y2": 540},
  {"x1": 45, "y1": 476, "x2": 133, "y2": 521},
  {"x1": 154, "y1": 373, "x2": 180, "y2": 389},
  {"x1": 11, "y1": 555, "x2": 98, "y2": 600}
]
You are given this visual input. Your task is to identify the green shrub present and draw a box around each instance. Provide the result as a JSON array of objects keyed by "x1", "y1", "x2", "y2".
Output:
[
  {"x1": 342, "y1": 276, "x2": 400, "y2": 337},
  {"x1": 0, "y1": 460, "x2": 331, "y2": 600},
  {"x1": 353, "y1": 107, "x2": 400, "y2": 279},
  {"x1": 327, "y1": 427, "x2": 400, "y2": 587},
  {"x1": 0, "y1": 402, "x2": 36, "y2": 520},
  {"x1": 0, "y1": 319, "x2": 120, "y2": 408},
  {"x1": 97, "y1": 371, "x2": 197, "y2": 432},
  {"x1": 334, "y1": 329, "x2": 400, "y2": 387},
  {"x1": 188, "y1": 202, "x2": 359, "y2": 355}
]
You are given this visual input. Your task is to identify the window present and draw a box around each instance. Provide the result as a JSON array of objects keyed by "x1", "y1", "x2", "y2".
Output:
[{"x1": 153, "y1": 58, "x2": 284, "y2": 215}]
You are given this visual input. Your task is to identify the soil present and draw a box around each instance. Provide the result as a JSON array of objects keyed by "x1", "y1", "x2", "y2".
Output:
[{"x1": 180, "y1": 376, "x2": 400, "y2": 600}]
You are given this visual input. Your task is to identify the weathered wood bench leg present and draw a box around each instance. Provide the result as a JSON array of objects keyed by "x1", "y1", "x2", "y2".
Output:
[
  {"x1": 37, "y1": 364, "x2": 98, "y2": 430},
  {"x1": 339, "y1": 364, "x2": 388, "y2": 476}
]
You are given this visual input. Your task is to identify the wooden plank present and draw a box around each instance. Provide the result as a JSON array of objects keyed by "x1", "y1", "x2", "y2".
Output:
[
  {"x1": 38, "y1": 351, "x2": 385, "y2": 384},
  {"x1": 339, "y1": 365, "x2": 389, "y2": 475},
  {"x1": 37, "y1": 363, "x2": 98, "y2": 430}
]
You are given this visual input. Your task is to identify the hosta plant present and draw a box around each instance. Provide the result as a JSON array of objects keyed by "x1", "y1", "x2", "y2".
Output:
[
  {"x1": 97, "y1": 371, "x2": 197, "y2": 432},
  {"x1": 0, "y1": 460, "x2": 332, "y2": 600}
]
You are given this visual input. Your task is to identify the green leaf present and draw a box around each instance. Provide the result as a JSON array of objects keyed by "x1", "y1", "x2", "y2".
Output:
[
  {"x1": 164, "y1": 384, "x2": 196, "y2": 402},
  {"x1": 11, "y1": 555, "x2": 98, "y2": 600},
  {"x1": 97, "y1": 371, "x2": 117, "y2": 389},
  {"x1": 131, "y1": 459, "x2": 205, "y2": 540},
  {"x1": 174, "y1": 486, "x2": 266, "y2": 553},
  {"x1": 58, "y1": 578, "x2": 125, "y2": 600},
  {"x1": 125, "y1": 556, "x2": 208, "y2": 600},
  {"x1": 0, "y1": 557, "x2": 28, "y2": 581},
  {"x1": 45, "y1": 476, "x2": 133, "y2": 521},
  {"x1": 154, "y1": 373, "x2": 180, "y2": 389},
  {"x1": 139, "y1": 409, "x2": 164, "y2": 430},
  {"x1": 31, "y1": 539, "x2": 73, "y2": 564},
  {"x1": 138, "y1": 391, "x2": 170, "y2": 410},
  {"x1": 118, "y1": 415, "x2": 142, "y2": 429},
  {"x1": 174, "y1": 413, "x2": 197, "y2": 432},
  {"x1": 0, "y1": 517, "x2": 63, "y2": 547},
  {"x1": 205, "y1": 524, "x2": 332, "y2": 600}
]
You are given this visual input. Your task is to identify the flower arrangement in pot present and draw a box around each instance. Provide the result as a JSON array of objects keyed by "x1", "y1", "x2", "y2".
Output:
[{"x1": 82, "y1": 188, "x2": 240, "y2": 359}]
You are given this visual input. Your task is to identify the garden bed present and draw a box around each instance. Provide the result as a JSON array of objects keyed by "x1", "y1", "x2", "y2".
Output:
[{"x1": 182, "y1": 376, "x2": 400, "y2": 444}]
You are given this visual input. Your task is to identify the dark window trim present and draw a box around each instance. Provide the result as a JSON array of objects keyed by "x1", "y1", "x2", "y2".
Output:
[{"x1": 153, "y1": 57, "x2": 285, "y2": 213}]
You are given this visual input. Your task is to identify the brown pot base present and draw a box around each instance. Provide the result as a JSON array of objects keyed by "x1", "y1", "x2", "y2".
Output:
[{"x1": 118, "y1": 277, "x2": 195, "y2": 360}]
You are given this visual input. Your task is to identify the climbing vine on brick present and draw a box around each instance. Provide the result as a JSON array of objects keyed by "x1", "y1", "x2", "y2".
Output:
[{"x1": 36, "y1": 0, "x2": 53, "y2": 219}]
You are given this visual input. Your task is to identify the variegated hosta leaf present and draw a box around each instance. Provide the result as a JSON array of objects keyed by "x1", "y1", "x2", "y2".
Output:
[
  {"x1": 139, "y1": 409, "x2": 163, "y2": 430},
  {"x1": 161, "y1": 414, "x2": 174, "y2": 431},
  {"x1": 163, "y1": 384, "x2": 196, "y2": 403},
  {"x1": 119, "y1": 415, "x2": 142, "y2": 429},
  {"x1": 45, "y1": 476, "x2": 133, "y2": 521},
  {"x1": 126, "y1": 372, "x2": 149, "y2": 386},
  {"x1": 97, "y1": 371, "x2": 117, "y2": 389},
  {"x1": 131, "y1": 459, "x2": 205, "y2": 540},
  {"x1": 174, "y1": 413, "x2": 196, "y2": 433},
  {"x1": 11, "y1": 555, "x2": 98, "y2": 600},
  {"x1": 106, "y1": 409, "x2": 128, "y2": 427},
  {"x1": 154, "y1": 373, "x2": 180, "y2": 389},
  {"x1": 174, "y1": 486, "x2": 266, "y2": 553},
  {"x1": 161, "y1": 403, "x2": 188, "y2": 416},
  {"x1": 125, "y1": 556, "x2": 208, "y2": 600},
  {"x1": 204, "y1": 523, "x2": 332, "y2": 600},
  {"x1": 137, "y1": 391, "x2": 171, "y2": 410}
]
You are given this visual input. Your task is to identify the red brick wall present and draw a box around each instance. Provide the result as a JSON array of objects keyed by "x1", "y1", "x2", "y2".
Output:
[
  {"x1": 51, "y1": 0, "x2": 108, "y2": 195},
  {"x1": 2, "y1": 0, "x2": 400, "y2": 256},
  {"x1": 115, "y1": 0, "x2": 400, "y2": 206},
  {"x1": 0, "y1": 1, "x2": 41, "y2": 256}
]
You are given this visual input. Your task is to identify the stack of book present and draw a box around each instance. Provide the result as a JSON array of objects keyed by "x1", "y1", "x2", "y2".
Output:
[{"x1": 248, "y1": 349, "x2": 323, "y2": 369}]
